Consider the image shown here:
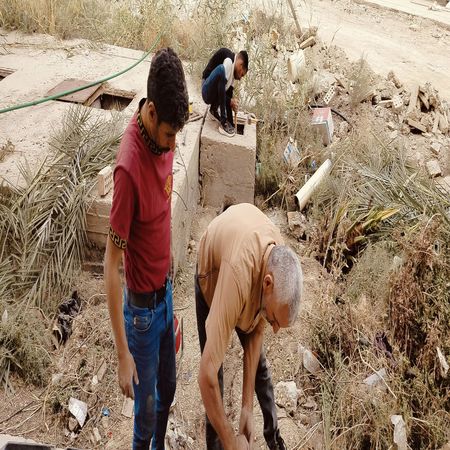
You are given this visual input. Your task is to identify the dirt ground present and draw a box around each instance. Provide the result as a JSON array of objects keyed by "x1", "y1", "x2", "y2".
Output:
[
  {"x1": 1, "y1": 0, "x2": 450, "y2": 448},
  {"x1": 0, "y1": 206, "x2": 331, "y2": 449},
  {"x1": 297, "y1": 0, "x2": 450, "y2": 101}
]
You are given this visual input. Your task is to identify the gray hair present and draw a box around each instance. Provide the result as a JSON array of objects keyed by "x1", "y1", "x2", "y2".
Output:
[{"x1": 267, "y1": 245, "x2": 303, "y2": 325}]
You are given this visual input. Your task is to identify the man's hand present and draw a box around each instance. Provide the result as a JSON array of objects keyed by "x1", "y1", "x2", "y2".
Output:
[
  {"x1": 235, "y1": 434, "x2": 249, "y2": 450},
  {"x1": 239, "y1": 407, "x2": 254, "y2": 448},
  {"x1": 230, "y1": 98, "x2": 239, "y2": 113},
  {"x1": 118, "y1": 350, "x2": 139, "y2": 399}
]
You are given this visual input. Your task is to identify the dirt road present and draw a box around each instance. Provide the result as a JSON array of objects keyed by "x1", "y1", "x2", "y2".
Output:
[{"x1": 268, "y1": 0, "x2": 450, "y2": 100}]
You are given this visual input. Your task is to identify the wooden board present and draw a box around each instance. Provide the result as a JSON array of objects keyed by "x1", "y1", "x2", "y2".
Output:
[{"x1": 46, "y1": 79, "x2": 102, "y2": 104}]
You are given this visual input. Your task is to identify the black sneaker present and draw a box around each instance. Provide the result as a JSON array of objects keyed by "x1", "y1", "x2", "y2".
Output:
[
  {"x1": 218, "y1": 121, "x2": 235, "y2": 137},
  {"x1": 267, "y1": 435, "x2": 287, "y2": 450},
  {"x1": 208, "y1": 106, "x2": 221, "y2": 123}
]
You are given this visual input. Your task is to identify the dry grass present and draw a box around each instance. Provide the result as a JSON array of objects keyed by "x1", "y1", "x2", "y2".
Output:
[
  {"x1": 300, "y1": 119, "x2": 450, "y2": 448},
  {"x1": 0, "y1": 106, "x2": 121, "y2": 386},
  {"x1": 0, "y1": 140, "x2": 15, "y2": 163},
  {"x1": 349, "y1": 57, "x2": 377, "y2": 107},
  {"x1": 0, "y1": 0, "x2": 176, "y2": 49}
]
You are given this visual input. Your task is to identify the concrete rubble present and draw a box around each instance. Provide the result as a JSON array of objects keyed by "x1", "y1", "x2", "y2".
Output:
[
  {"x1": 274, "y1": 381, "x2": 299, "y2": 414},
  {"x1": 426, "y1": 159, "x2": 442, "y2": 178},
  {"x1": 165, "y1": 414, "x2": 194, "y2": 449}
]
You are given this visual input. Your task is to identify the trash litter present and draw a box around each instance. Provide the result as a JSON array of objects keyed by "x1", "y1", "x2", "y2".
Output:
[
  {"x1": 2, "y1": 309, "x2": 7, "y2": 324},
  {"x1": 69, "y1": 397, "x2": 88, "y2": 428},
  {"x1": 391, "y1": 414, "x2": 407, "y2": 450},
  {"x1": 363, "y1": 368, "x2": 388, "y2": 387},
  {"x1": 51, "y1": 373, "x2": 63, "y2": 385},
  {"x1": 102, "y1": 406, "x2": 111, "y2": 417},
  {"x1": 53, "y1": 291, "x2": 82, "y2": 345},
  {"x1": 374, "y1": 331, "x2": 397, "y2": 366},
  {"x1": 294, "y1": 159, "x2": 332, "y2": 210},
  {"x1": 287, "y1": 50, "x2": 306, "y2": 83},
  {"x1": 122, "y1": 396, "x2": 134, "y2": 418},
  {"x1": 311, "y1": 107, "x2": 334, "y2": 145},
  {"x1": 91, "y1": 427, "x2": 102, "y2": 444},
  {"x1": 299, "y1": 345, "x2": 322, "y2": 375},
  {"x1": 437, "y1": 347, "x2": 449, "y2": 377},
  {"x1": 283, "y1": 138, "x2": 301, "y2": 167}
]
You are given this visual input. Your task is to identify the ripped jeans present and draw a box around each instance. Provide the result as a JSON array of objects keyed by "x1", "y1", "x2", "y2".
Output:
[{"x1": 123, "y1": 280, "x2": 176, "y2": 450}]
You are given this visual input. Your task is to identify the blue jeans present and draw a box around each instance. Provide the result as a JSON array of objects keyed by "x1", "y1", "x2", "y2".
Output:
[
  {"x1": 123, "y1": 280, "x2": 176, "y2": 450},
  {"x1": 202, "y1": 64, "x2": 227, "y2": 125}
]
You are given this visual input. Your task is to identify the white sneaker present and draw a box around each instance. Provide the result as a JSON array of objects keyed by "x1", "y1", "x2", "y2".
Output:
[{"x1": 218, "y1": 122, "x2": 235, "y2": 137}]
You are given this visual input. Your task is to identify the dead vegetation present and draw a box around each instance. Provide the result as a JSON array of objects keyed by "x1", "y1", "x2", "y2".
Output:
[{"x1": 0, "y1": 106, "x2": 121, "y2": 389}]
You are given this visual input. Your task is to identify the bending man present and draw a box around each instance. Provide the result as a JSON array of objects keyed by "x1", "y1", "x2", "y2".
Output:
[{"x1": 195, "y1": 203, "x2": 303, "y2": 450}]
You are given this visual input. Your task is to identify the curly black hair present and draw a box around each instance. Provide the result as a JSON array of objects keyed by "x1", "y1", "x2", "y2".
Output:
[{"x1": 147, "y1": 47, "x2": 189, "y2": 130}]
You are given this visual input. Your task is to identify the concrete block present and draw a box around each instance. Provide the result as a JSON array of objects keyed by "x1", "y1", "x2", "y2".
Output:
[
  {"x1": 430, "y1": 141, "x2": 442, "y2": 155},
  {"x1": 439, "y1": 113, "x2": 449, "y2": 134},
  {"x1": 323, "y1": 85, "x2": 336, "y2": 105},
  {"x1": 426, "y1": 159, "x2": 442, "y2": 178},
  {"x1": 86, "y1": 191, "x2": 112, "y2": 248},
  {"x1": 391, "y1": 95, "x2": 403, "y2": 113},
  {"x1": 299, "y1": 36, "x2": 316, "y2": 49},
  {"x1": 407, "y1": 83, "x2": 419, "y2": 115},
  {"x1": 407, "y1": 118, "x2": 427, "y2": 133},
  {"x1": 436, "y1": 176, "x2": 450, "y2": 195},
  {"x1": 97, "y1": 165, "x2": 113, "y2": 197},
  {"x1": 200, "y1": 117, "x2": 256, "y2": 208},
  {"x1": 171, "y1": 118, "x2": 201, "y2": 277},
  {"x1": 433, "y1": 113, "x2": 441, "y2": 133}
]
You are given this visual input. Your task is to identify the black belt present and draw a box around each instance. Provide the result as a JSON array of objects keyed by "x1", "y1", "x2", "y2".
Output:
[{"x1": 127, "y1": 281, "x2": 166, "y2": 309}]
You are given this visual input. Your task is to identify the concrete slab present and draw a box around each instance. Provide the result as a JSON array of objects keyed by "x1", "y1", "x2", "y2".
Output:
[
  {"x1": 0, "y1": 30, "x2": 204, "y2": 271},
  {"x1": 200, "y1": 116, "x2": 256, "y2": 208},
  {"x1": 0, "y1": 434, "x2": 69, "y2": 449}
]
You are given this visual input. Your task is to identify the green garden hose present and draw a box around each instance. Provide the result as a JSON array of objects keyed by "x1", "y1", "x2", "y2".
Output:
[{"x1": 0, "y1": 32, "x2": 162, "y2": 115}]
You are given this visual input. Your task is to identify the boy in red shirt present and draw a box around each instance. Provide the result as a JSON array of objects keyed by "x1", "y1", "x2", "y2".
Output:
[{"x1": 104, "y1": 48, "x2": 189, "y2": 450}]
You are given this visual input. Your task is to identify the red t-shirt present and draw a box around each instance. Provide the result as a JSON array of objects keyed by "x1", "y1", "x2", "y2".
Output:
[{"x1": 109, "y1": 113, "x2": 173, "y2": 293}]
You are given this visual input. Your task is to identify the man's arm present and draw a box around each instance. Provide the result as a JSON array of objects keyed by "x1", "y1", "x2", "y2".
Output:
[
  {"x1": 197, "y1": 263, "x2": 249, "y2": 450},
  {"x1": 199, "y1": 344, "x2": 239, "y2": 449},
  {"x1": 240, "y1": 318, "x2": 265, "y2": 443},
  {"x1": 104, "y1": 237, "x2": 138, "y2": 398}
]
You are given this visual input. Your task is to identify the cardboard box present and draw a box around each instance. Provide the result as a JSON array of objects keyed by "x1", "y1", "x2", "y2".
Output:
[{"x1": 311, "y1": 107, "x2": 334, "y2": 145}]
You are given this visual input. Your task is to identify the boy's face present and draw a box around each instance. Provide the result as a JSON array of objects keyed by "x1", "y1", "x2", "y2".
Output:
[
  {"x1": 234, "y1": 58, "x2": 247, "y2": 80},
  {"x1": 147, "y1": 101, "x2": 179, "y2": 153}
]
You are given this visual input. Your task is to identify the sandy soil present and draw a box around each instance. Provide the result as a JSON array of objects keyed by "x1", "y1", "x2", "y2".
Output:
[
  {"x1": 1, "y1": 0, "x2": 449, "y2": 448},
  {"x1": 0, "y1": 206, "x2": 332, "y2": 449},
  {"x1": 285, "y1": 0, "x2": 450, "y2": 100}
]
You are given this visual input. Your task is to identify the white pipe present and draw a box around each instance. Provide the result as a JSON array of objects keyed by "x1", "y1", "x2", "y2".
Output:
[
  {"x1": 287, "y1": 50, "x2": 305, "y2": 83},
  {"x1": 294, "y1": 159, "x2": 332, "y2": 210}
]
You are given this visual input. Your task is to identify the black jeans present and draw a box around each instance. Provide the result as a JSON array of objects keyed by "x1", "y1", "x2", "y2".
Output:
[{"x1": 195, "y1": 274, "x2": 280, "y2": 450}]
